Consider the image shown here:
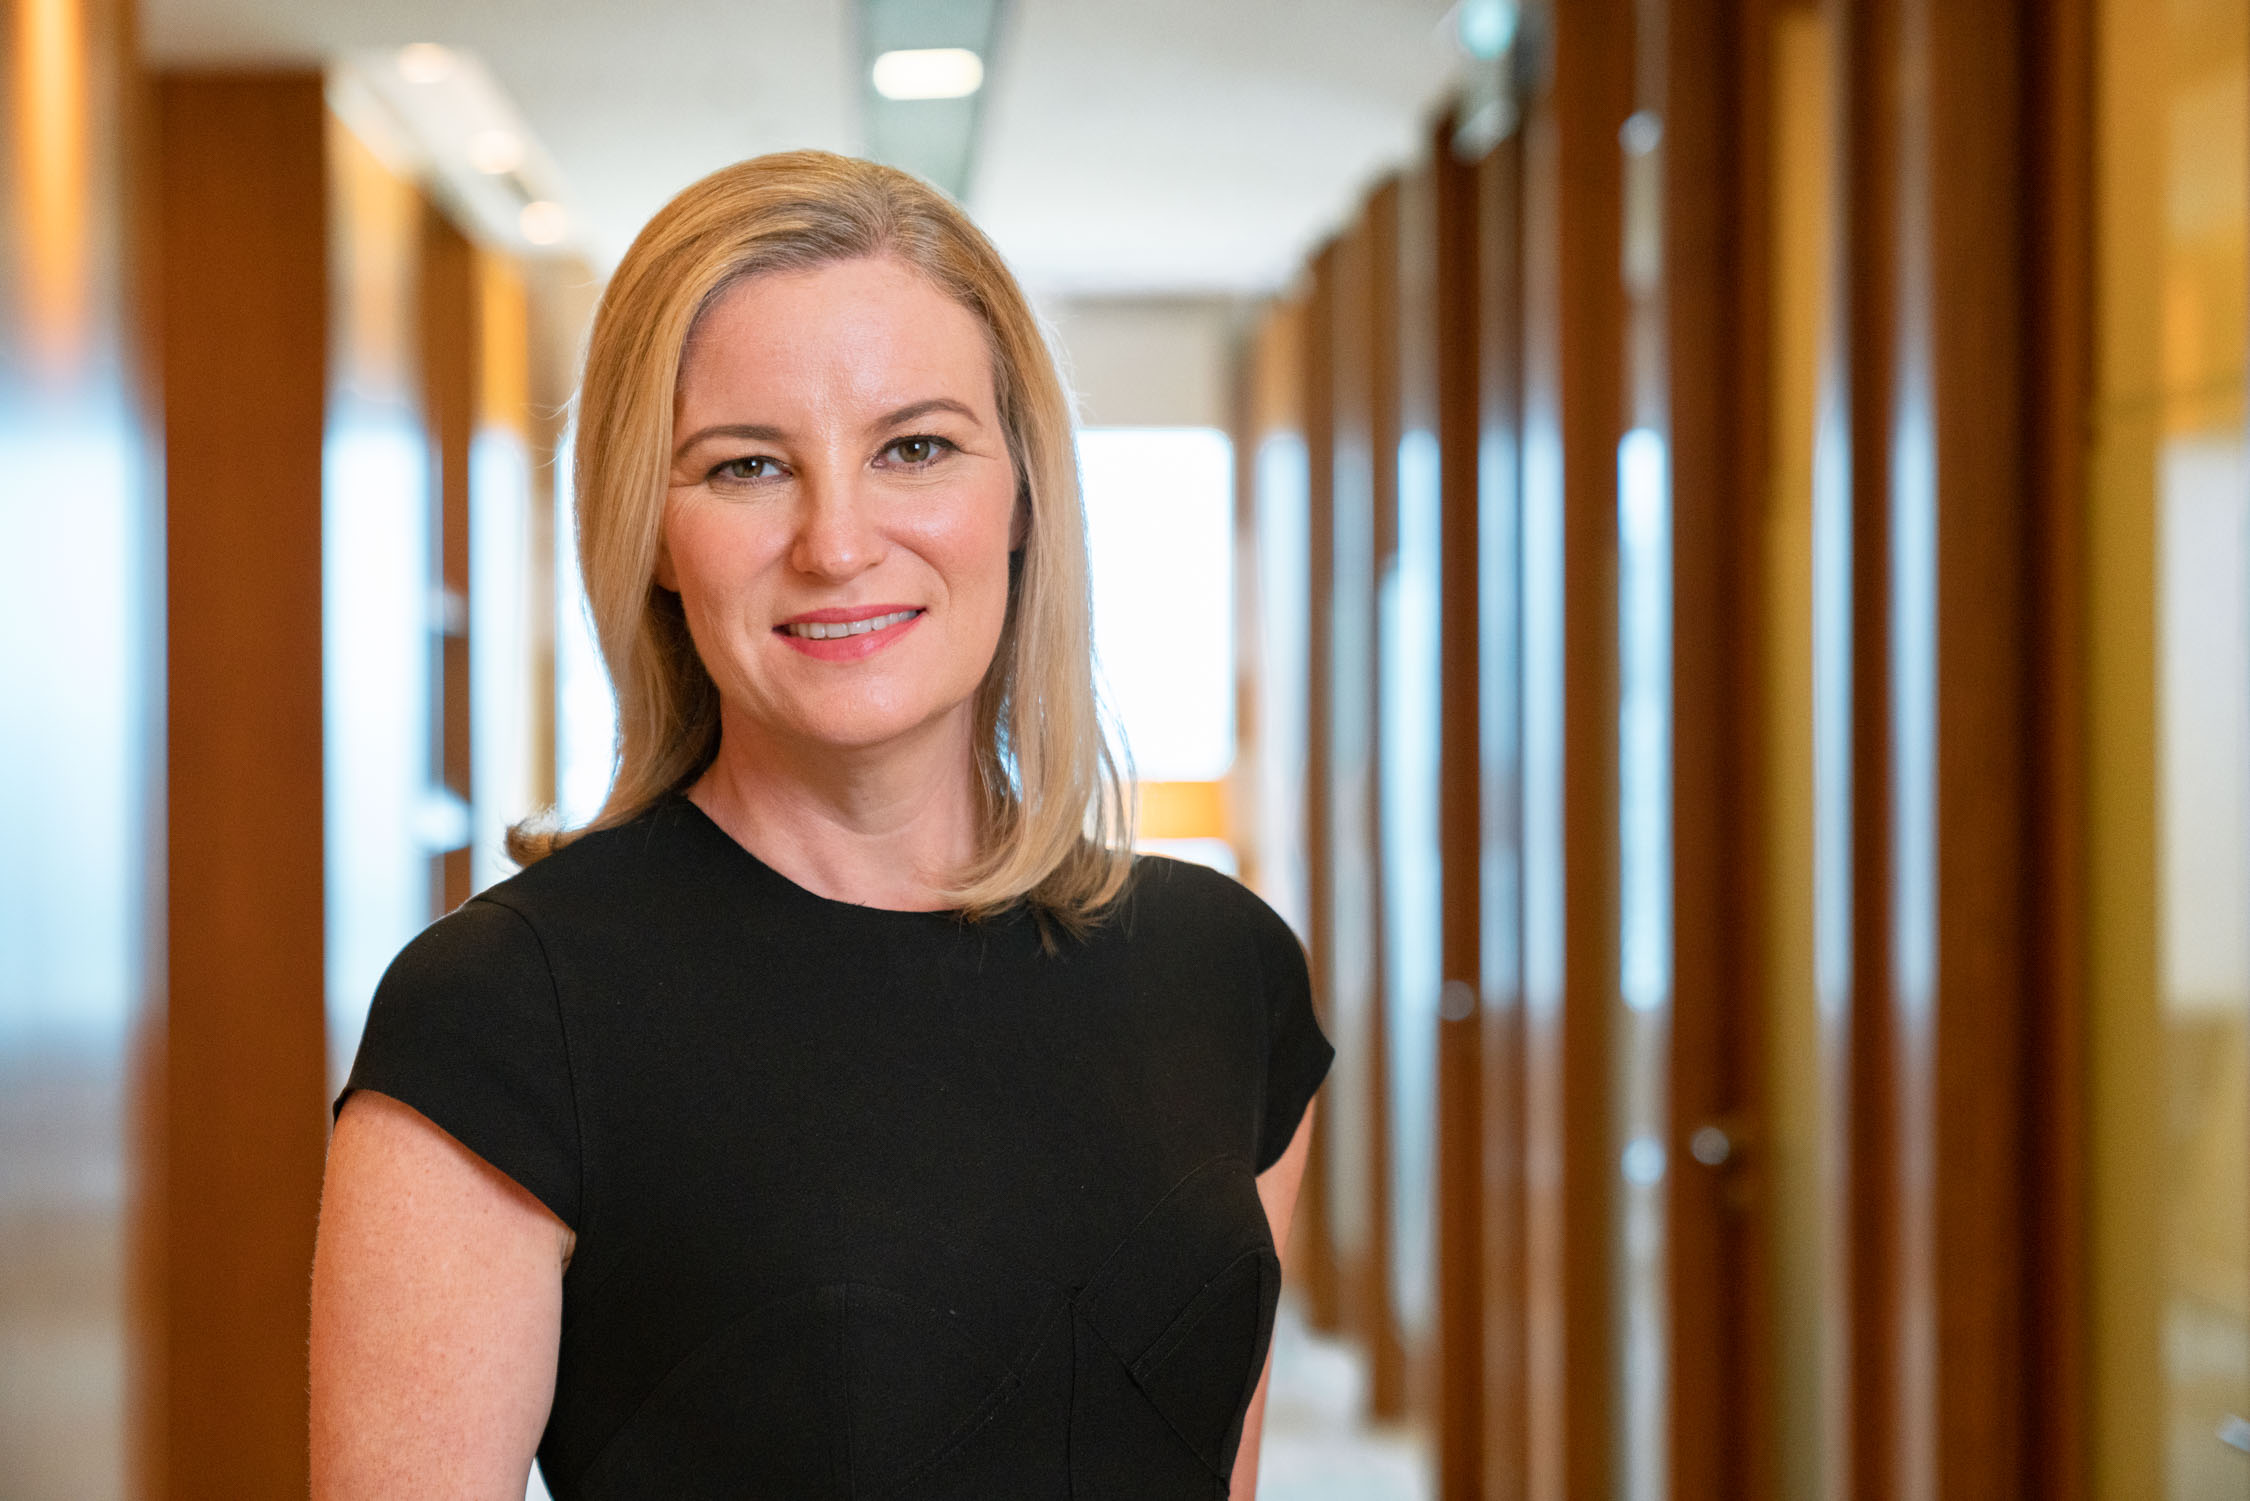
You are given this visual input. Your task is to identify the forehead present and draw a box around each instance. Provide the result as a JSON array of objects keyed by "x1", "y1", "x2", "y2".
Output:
[{"x1": 677, "y1": 255, "x2": 996, "y2": 414}]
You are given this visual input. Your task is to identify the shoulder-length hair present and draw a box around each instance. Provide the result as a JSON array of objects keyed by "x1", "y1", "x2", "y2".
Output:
[{"x1": 509, "y1": 150, "x2": 1132, "y2": 930}]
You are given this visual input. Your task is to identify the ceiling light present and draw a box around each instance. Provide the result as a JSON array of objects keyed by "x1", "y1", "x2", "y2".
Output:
[
  {"x1": 519, "y1": 200, "x2": 568, "y2": 246},
  {"x1": 397, "y1": 43, "x2": 454, "y2": 85},
  {"x1": 1456, "y1": 0, "x2": 1518, "y2": 61},
  {"x1": 870, "y1": 48, "x2": 984, "y2": 101},
  {"x1": 467, "y1": 129, "x2": 524, "y2": 175}
]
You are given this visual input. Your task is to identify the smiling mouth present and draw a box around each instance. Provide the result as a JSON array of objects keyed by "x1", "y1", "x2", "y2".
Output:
[{"x1": 778, "y1": 608, "x2": 923, "y2": 641}]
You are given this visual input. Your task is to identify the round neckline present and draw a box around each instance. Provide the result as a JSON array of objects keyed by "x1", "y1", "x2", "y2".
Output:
[{"x1": 665, "y1": 790, "x2": 984, "y2": 926}]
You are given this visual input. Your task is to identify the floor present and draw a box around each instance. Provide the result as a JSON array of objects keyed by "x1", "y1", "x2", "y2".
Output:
[{"x1": 1256, "y1": 1295, "x2": 1434, "y2": 1501}]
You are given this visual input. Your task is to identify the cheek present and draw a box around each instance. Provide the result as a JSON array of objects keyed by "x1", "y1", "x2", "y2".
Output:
[
  {"x1": 665, "y1": 503, "x2": 768, "y2": 601},
  {"x1": 928, "y1": 495, "x2": 1018, "y2": 624}
]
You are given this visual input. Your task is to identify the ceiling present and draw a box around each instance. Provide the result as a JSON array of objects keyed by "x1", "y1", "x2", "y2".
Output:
[{"x1": 142, "y1": 0, "x2": 1469, "y2": 296}]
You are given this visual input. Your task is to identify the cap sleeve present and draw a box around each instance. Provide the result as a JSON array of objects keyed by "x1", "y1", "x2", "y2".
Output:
[
  {"x1": 1253, "y1": 908, "x2": 1332, "y2": 1174},
  {"x1": 338, "y1": 896, "x2": 583, "y2": 1230}
]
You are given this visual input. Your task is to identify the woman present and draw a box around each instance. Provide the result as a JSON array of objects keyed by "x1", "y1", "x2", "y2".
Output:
[{"x1": 309, "y1": 150, "x2": 1330, "y2": 1500}]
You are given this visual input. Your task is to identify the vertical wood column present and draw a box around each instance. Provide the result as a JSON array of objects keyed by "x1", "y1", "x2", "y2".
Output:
[
  {"x1": 1835, "y1": 0, "x2": 1904, "y2": 1486},
  {"x1": 1431, "y1": 120, "x2": 1488, "y2": 1500},
  {"x1": 155, "y1": 70, "x2": 330, "y2": 1500},
  {"x1": 2021, "y1": 6, "x2": 2094, "y2": 1499},
  {"x1": 1519, "y1": 0, "x2": 1633, "y2": 1493},
  {"x1": 1664, "y1": 0, "x2": 1773, "y2": 1497},
  {"x1": 1361, "y1": 177, "x2": 1411, "y2": 1419},
  {"x1": 1475, "y1": 130, "x2": 1531, "y2": 1501},
  {"x1": 1301, "y1": 243, "x2": 1343, "y2": 1332},
  {"x1": 1324, "y1": 201, "x2": 1408, "y2": 1405},
  {"x1": 1832, "y1": 0, "x2": 2091, "y2": 1491},
  {"x1": 420, "y1": 207, "x2": 475, "y2": 912}
]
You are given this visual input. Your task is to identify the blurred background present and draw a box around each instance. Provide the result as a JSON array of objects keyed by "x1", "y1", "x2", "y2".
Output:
[{"x1": 1, "y1": 0, "x2": 2245, "y2": 1498}]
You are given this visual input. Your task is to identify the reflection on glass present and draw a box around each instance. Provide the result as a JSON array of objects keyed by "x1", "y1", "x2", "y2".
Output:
[
  {"x1": 2, "y1": 4, "x2": 140, "y2": 1494},
  {"x1": 2157, "y1": 435, "x2": 2248, "y2": 1491},
  {"x1": 469, "y1": 427, "x2": 533, "y2": 893},
  {"x1": 1768, "y1": 9, "x2": 1839, "y2": 1493},
  {"x1": 1255, "y1": 432, "x2": 1313, "y2": 936},
  {"x1": 323, "y1": 409, "x2": 432, "y2": 1077},
  {"x1": 325, "y1": 114, "x2": 435, "y2": 1085},
  {"x1": 2092, "y1": 0, "x2": 2250, "y2": 1491},
  {"x1": 553, "y1": 431, "x2": 617, "y2": 827},
  {"x1": 1381, "y1": 425, "x2": 1443, "y2": 1339},
  {"x1": 1615, "y1": 425, "x2": 1671, "y2": 1501},
  {"x1": 0, "y1": 398, "x2": 142, "y2": 1501},
  {"x1": 1617, "y1": 427, "x2": 1671, "y2": 1018}
]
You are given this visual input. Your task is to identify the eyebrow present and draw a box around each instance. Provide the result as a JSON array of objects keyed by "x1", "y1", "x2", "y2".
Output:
[{"x1": 672, "y1": 398, "x2": 984, "y2": 462}]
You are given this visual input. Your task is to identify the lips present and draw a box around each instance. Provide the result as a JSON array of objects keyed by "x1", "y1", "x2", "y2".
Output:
[
  {"x1": 773, "y1": 604, "x2": 926, "y2": 661},
  {"x1": 779, "y1": 607, "x2": 922, "y2": 641}
]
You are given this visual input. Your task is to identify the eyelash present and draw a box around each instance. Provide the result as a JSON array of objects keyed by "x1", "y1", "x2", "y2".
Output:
[{"x1": 704, "y1": 434, "x2": 958, "y2": 487}]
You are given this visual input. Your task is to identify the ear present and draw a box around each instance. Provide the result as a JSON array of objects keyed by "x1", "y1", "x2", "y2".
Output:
[
  {"x1": 653, "y1": 530, "x2": 680, "y2": 592},
  {"x1": 1010, "y1": 481, "x2": 1031, "y2": 552}
]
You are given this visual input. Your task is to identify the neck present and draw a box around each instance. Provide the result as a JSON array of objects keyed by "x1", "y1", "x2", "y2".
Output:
[{"x1": 686, "y1": 706, "x2": 982, "y2": 911}]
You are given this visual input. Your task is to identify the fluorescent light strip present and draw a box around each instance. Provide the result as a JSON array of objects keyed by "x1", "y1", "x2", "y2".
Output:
[{"x1": 871, "y1": 47, "x2": 985, "y2": 101}]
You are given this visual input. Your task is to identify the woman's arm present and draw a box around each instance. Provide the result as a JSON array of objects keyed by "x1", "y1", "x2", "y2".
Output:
[
  {"x1": 1228, "y1": 1101, "x2": 1316, "y2": 1500},
  {"x1": 310, "y1": 1091, "x2": 574, "y2": 1500}
]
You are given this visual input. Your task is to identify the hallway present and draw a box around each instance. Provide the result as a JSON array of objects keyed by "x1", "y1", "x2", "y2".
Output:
[{"x1": 4, "y1": 0, "x2": 2248, "y2": 1496}]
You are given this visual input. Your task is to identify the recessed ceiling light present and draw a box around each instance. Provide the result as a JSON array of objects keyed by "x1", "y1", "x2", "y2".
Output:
[
  {"x1": 397, "y1": 43, "x2": 454, "y2": 85},
  {"x1": 520, "y1": 201, "x2": 568, "y2": 246},
  {"x1": 1455, "y1": 0, "x2": 1518, "y2": 61},
  {"x1": 870, "y1": 48, "x2": 985, "y2": 102},
  {"x1": 467, "y1": 129, "x2": 524, "y2": 175}
]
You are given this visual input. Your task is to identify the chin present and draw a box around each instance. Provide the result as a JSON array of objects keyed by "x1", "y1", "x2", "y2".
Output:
[{"x1": 782, "y1": 697, "x2": 966, "y2": 755}]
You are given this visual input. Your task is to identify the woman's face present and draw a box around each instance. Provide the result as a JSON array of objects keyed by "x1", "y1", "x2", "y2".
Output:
[{"x1": 660, "y1": 255, "x2": 1020, "y2": 763}]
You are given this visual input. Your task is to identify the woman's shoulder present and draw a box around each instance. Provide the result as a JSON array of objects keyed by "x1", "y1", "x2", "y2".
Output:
[
  {"x1": 1117, "y1": 854, "x2": 1307, "y2": 980},
  {"x1": 478, "y1": 797, "x2": 704, "y2": 921},
  {"x1": 372, "y1": 801, "x2": 694, "y2": 994}
]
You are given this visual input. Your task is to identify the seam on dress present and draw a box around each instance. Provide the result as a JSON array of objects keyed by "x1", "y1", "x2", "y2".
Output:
[
  {"x1": 567, "y1": 1278, "x2": 1052, "y2": 1496},
  {"x1": 1076, "y1": 1153, "x2": 1259, "y2": 1310},
  {"x1": 1074, "y1": 1248, "x2": 1269, "y2": 1481},
  {"x1": 875, "y1": 1291, "x2": 1063, "y2": 1500}
]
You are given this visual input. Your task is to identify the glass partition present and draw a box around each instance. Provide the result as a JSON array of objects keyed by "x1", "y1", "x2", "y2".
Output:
[{"x1": 2090, "y1": 0, "x2": 2250, "y2": 1491}]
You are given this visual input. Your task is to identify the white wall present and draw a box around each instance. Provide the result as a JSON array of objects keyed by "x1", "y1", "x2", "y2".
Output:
[{"x1": 1041, "y1": 295, "x2": 1246, "y2": 430}]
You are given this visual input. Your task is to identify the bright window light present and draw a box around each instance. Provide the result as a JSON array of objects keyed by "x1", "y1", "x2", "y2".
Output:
[
  {"x1": 871, "y1": 48, "x2": 985, "y2": 101},
  {"x1": 1077, "y1": 427, "x2": 1235, "y2": 784}
]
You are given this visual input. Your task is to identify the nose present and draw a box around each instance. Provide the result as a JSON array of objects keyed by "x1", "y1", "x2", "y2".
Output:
[{"x1": 788, "y1": 468, "x2": 886, "y2": 582}]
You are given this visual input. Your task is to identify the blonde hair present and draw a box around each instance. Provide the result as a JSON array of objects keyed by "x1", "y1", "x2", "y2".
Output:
[{"x1": 510, "y1": 151, "x2": 1132, "y2": 929}]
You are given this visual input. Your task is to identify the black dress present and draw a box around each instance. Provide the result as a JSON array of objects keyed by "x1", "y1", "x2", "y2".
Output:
[{"x1": 340, "y1": 793, "x2": 1332, "y2": 1499}]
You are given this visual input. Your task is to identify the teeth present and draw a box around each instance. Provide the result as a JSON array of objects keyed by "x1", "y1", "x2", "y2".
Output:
[{"x1": 785, "y1": 608, "x2": 919, "y2": 640}]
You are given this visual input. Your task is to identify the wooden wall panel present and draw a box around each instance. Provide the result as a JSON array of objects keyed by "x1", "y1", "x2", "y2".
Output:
[
  {"x1": 1361, "y1": 177, "x2": 1410, "y2": 1419},
  {"x1": 1835, "y1": 0, "x2": 1904, "y2": 1487},
  {"x1": 1832, "y1": 0, "x2": 2093, "y2": 1491},
  {"x1": 1474, "y1": 129, "x2": 1528, "y2": 1501},
  {"x1": 1302, "y1": 244, "x2": 1342, "y2": 1332},
  {"x1": 1431, "y1": 119, "x2": 1487, "y2": 1501},
  {"x1": 156, "y1": 69, "x2": 331, "y2": 1500},
  {"x1": 1664, "y1": 0, "x2": 1772, "y2": 1497},
  {"x1": 1518, "y1": 0, "x2": 1633, "y2": 1492},
  {"x1": 421, "y1": 206, "x2": 475, "y2": 914},
  {"x1": 1325, "y1": 199, "x2": 1409, "y2": 1409},
  {"x1": 2021, "y1": 2, "x2": 2094, "y2": 1497}
]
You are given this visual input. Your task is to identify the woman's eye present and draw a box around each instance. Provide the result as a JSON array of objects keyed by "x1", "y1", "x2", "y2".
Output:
[
  {"x1": 884, "y1": 435, "x2": 951, "y2": 467},
  {"x1": 713, "y1": 456, "x2": 780, "y2": 483}
]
